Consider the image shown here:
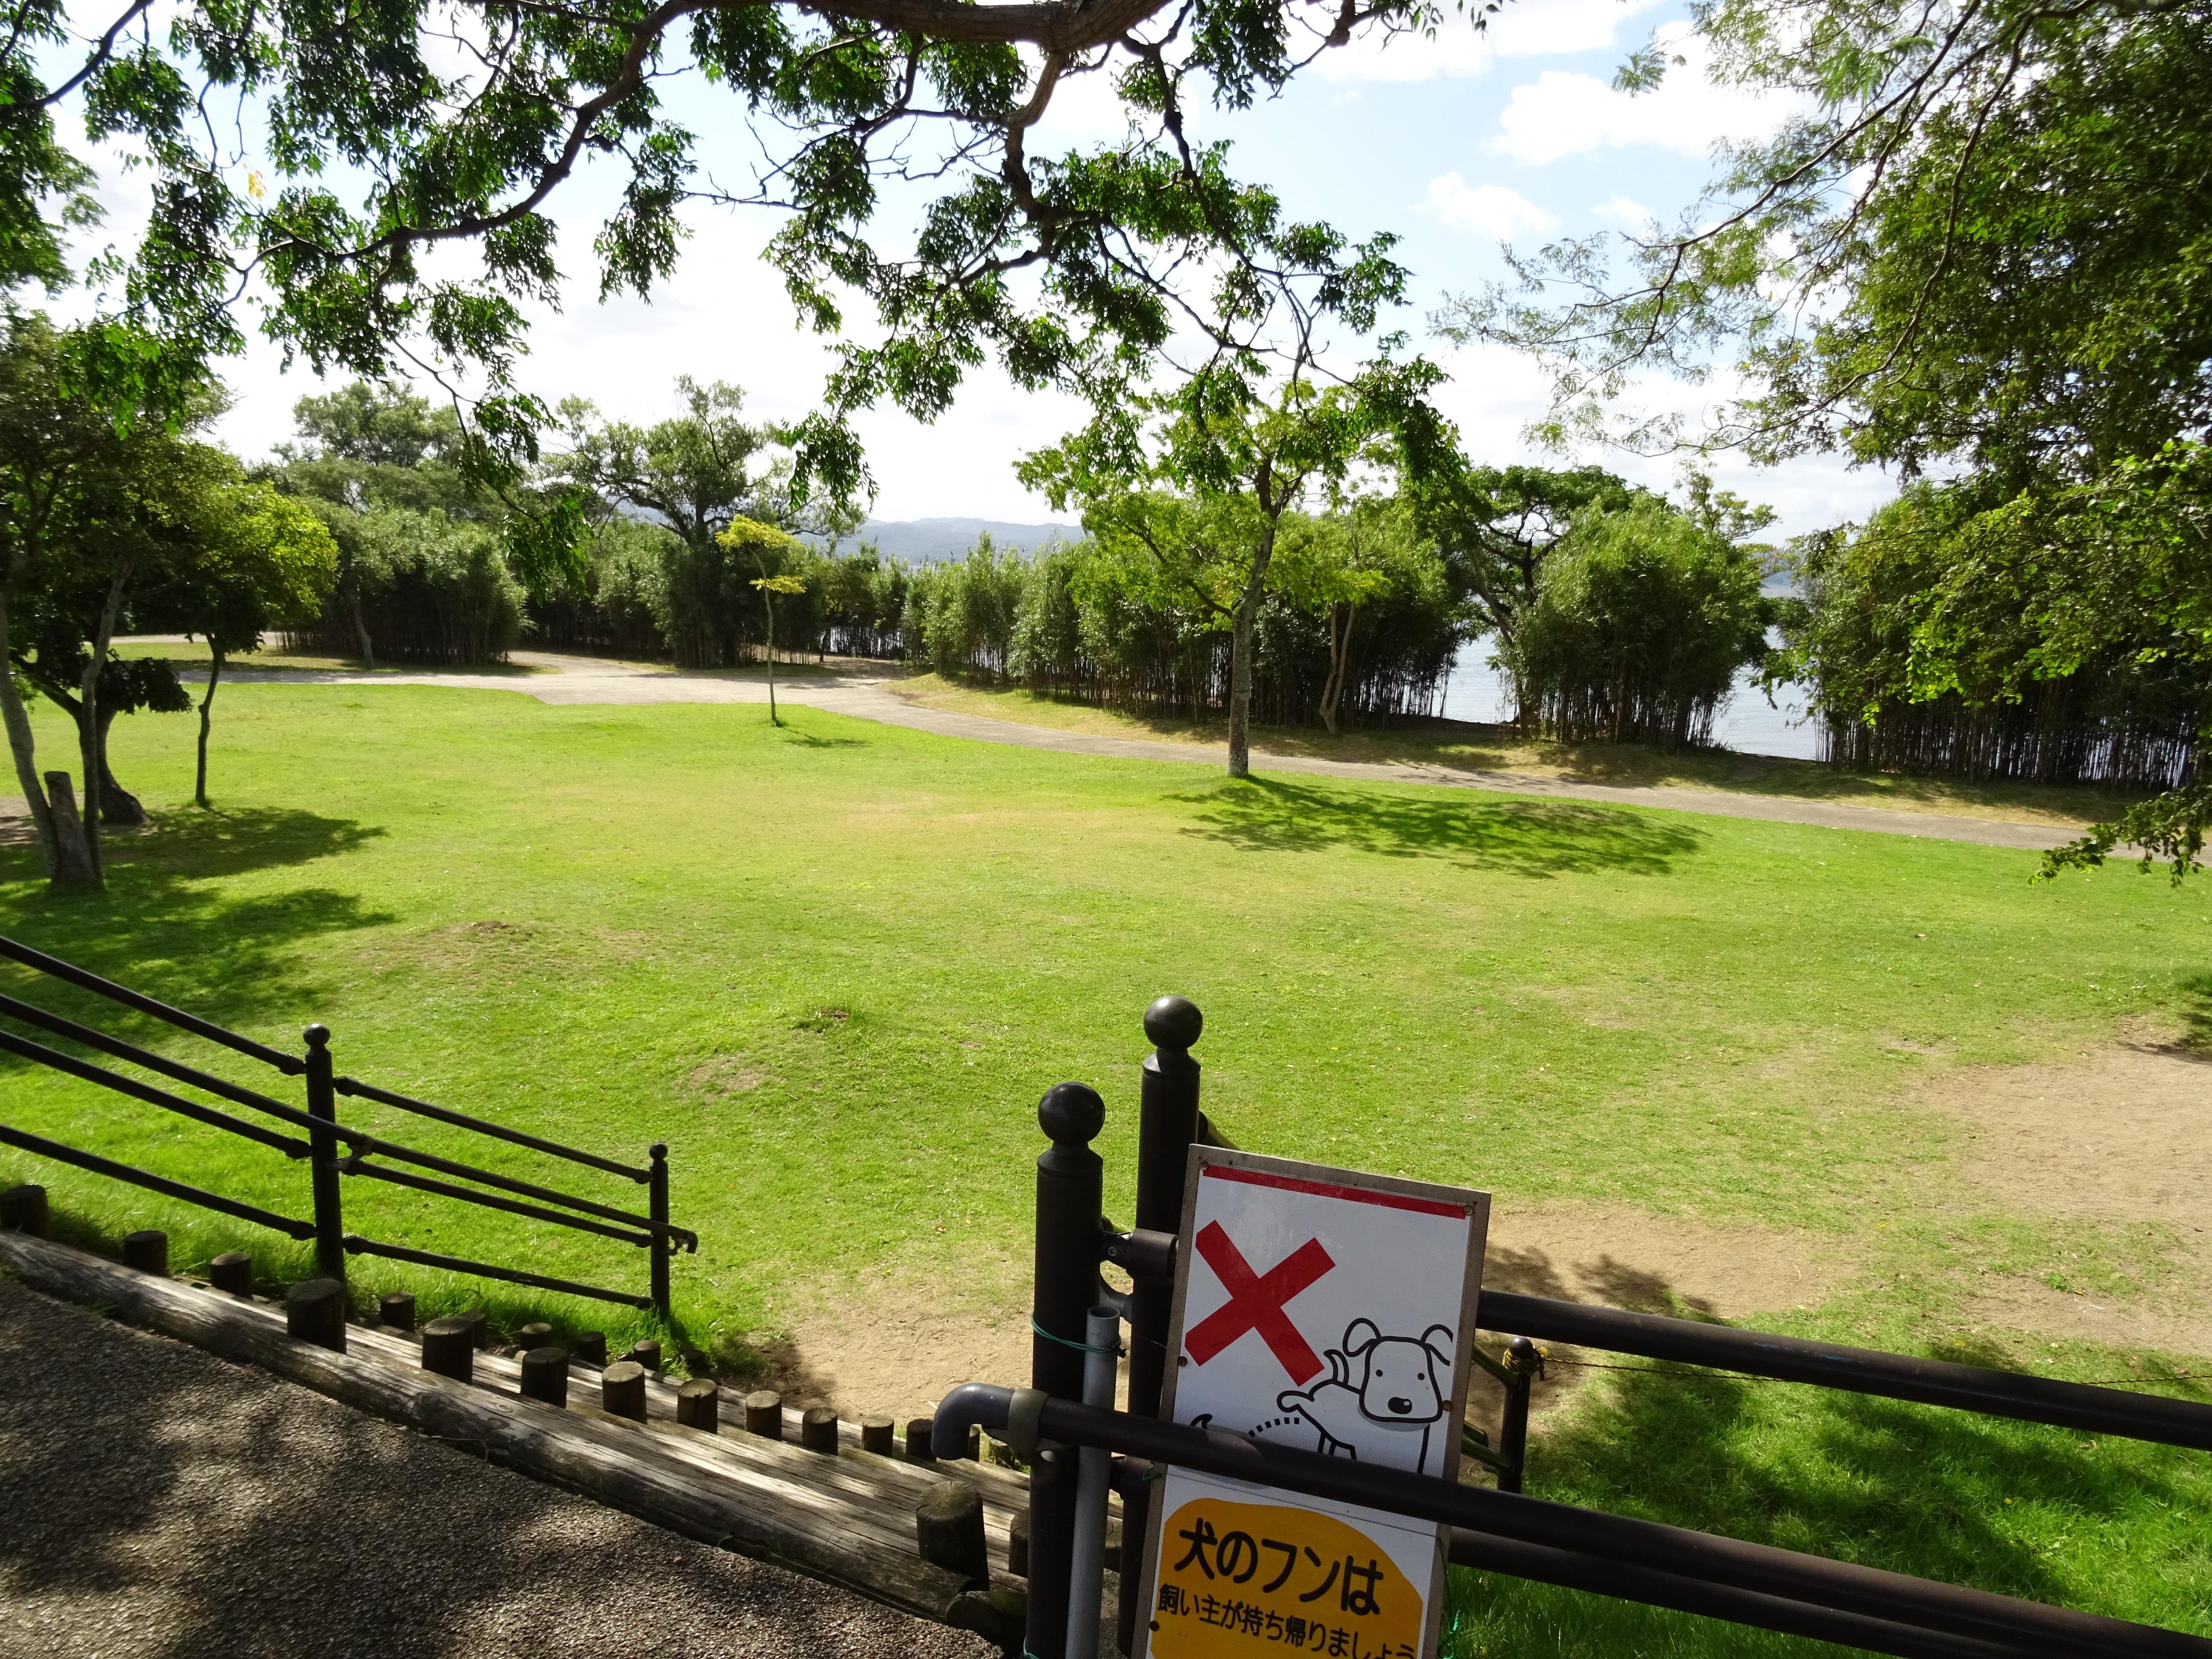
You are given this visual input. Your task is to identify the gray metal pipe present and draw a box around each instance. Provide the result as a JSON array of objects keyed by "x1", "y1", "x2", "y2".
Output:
[{"x1": 1066, "y1": 1306, "x2": 1119, "y2": 1659}]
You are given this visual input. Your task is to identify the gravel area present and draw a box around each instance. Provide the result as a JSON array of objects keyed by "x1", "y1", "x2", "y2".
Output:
[{"x1": 0, "y1": 1276, "x2": 999, "y2": 1659}]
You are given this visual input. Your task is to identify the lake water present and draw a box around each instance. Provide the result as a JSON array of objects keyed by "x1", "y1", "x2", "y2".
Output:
[{"x1": 1440, "y1": 644, "x2": 1824, "y2": 761}]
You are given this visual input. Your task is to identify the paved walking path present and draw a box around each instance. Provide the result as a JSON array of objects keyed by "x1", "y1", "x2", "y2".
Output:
[
  {"x1": 0, "y1": 1276, "x2": 994, "y2": 1659},
  {"x1": 163, "y1": 649, "x2": 2081, "y2": 852}
]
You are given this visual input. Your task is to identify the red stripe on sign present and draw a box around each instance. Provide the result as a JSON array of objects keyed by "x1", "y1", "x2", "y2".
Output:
[{"x1": 1202, "y1": 1164, "x2": 1468, "y2": 1219}]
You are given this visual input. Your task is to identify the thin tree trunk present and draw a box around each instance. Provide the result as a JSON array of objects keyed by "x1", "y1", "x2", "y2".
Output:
[
  {"x1": 1319, "y1": 600, "x2": 1356, "y2": 736},
  {"x1": 765, "y1": 597, "x2": 780, "y2": 726},
  {"x1": 196, "y1": 647, "x2": 224, "y2": 807},
  {"x1": 42, "y1": 771, "x2": 97, "y2": 886},
  {"x1": 351, "y1": 592, "x2": 374, "y2": 668},
  {"x1": 96, "y1": 707, "x2": 146, "y2": 824},
  {"x1": 1225, "y1": 524, "x2": 1278, "y2": 780},
  {"x1": 75, "y1": 568, "x2": 128, "y2": 883},
  {"x1": 0, "y1": 581, "x2": 72, "y2": 881}
]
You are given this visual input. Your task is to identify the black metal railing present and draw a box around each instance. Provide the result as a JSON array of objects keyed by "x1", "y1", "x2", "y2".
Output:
[
  {"x1": 1017, "y1": 996, "x2": 2212, "y2": 1659},
  {"x1": 0, "y1": 935, "x2": 695, "y2": 1314}
]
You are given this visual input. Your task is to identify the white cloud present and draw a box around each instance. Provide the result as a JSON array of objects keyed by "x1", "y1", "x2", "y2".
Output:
[
  {"x1": 1316, "y1": 0, "x2": 1663, "y2": 82},
  {"x1": 1420, "y1": 175, "x2": 1560, "y2": 238},
  {"x1": 1590, "y1": 195, "x2": 1656, "y2": 226},
  {"x1": 1490, "y1": 25, "x2": 1792, "y2": 164}
]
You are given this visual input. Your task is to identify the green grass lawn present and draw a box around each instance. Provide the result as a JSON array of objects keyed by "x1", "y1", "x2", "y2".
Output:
[{"x1": 3, "y1": 683, "x2": 2208, "y2": 1651}]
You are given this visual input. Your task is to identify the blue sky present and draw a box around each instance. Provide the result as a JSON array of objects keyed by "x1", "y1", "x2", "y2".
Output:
[{"x1": 59, "y1": 0, "x2": 1893, "y2": 537}]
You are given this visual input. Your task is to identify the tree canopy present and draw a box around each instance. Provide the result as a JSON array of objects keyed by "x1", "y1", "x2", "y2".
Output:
[{"x1": 1, "y1": 0, "x2": 1488, "y2": 496}]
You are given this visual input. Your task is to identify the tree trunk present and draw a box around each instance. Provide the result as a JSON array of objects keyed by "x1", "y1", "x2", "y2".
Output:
[
  {"x1": 74, "y1": 572, "x2": 128, "y2": 882},
  {"x1": 765, "y1": 598, "x2": 781, "y2": 726},
  {"x1": 196, "y1": 648, "x2": 224, "y2": 808},
  {"x1": 1318, "y1": 601, "x2": 1356, "y2": 736},
  {"x1": 94, "y1": 705, "x2": 147, "y2": 825},
  {"x1": 0, "y1": 582, "x2": 79, "y2": 884},
  {"x1": 1225, "y1": 525, "x2": 1278, "y2": 780},
  {"x1": 41, "y1": 771, "x2": 98, "y2": 886},
  {"x1": 351, "y1": 592, "x2": 374, "y2": 668}
]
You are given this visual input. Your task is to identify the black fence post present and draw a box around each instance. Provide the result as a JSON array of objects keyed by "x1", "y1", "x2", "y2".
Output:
[
  {"x1": 648, "y1": 1141, "x2": 671, "y2": 1318},
  {"x1": 303, "y1": 1024, "x2": 345, "y2": 1278},
  {"x1": 1031, "y1": 1080, "x2": 1106, "y2": 1659},
  {"x1": 1119, "y1": 995, "x2": 1201, "y2": 1658},
  {"x1": 1497, "y1": 1336, "x2": 1540, "y2": 1495}
]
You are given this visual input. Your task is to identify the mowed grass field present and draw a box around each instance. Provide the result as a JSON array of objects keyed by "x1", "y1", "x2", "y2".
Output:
[{"x1": 3, "y1": 682, "x2": 2209, "y2": 1652}]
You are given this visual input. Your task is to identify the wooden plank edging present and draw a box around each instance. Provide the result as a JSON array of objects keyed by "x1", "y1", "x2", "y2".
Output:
[{"x1": 0, "y1": 1231, "x2": 1001, "y2": 1630}]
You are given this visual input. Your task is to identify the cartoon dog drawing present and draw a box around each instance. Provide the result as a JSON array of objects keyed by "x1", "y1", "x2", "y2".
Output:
[{"x1": 1257, "y1": 1319, "x2": 1455, "y2": 1475}]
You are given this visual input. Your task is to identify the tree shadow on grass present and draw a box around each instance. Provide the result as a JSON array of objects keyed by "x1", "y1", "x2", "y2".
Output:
[
  {"x1": 1176, "y1": 776, "x2": 1706, "y2": 878},
  {"x1": 0, "y1": 806, "x2": 395, "y2": 1059}
]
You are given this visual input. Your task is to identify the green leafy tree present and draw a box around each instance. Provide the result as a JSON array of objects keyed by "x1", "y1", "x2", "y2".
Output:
[
  {"x1": 717, "y1": 514, "x2": 806, "y2": 723},
  {"x1": 0, "y1": 313, "x2": 250, "y2": 885},
  {"x1": 555, "y1": 381, "x2": 858, "y2": 667},
  {"x1": 1025, "y1": 339, "x2": 1445, "y2": 776},
  {"x1": 146, "y1": 482, "x2": 338, "y2": 806},
  {"x1": 0, "y1": 0, "x2": 1493, "y2": 497}
]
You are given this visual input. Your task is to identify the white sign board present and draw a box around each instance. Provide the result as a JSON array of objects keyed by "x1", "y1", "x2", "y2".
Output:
[{"x1": 1135, "y1": 1149, "x2": 1490, "y2": 1659}]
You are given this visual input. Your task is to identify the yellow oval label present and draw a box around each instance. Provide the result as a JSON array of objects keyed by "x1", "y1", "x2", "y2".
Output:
[{"x1": 1148, "y1": 1497, "x2": 1426, "y2": 1659}]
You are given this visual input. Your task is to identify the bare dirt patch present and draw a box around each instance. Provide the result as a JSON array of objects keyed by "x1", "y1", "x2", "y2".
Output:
[
  {"x1": 1919, "y1": 1040, "x2": 2212, "y2": 1223},
  {"x1": 738, "y1": 1274, "x2": 1034, "y2": 1424},
  {"x1": 1960, "y1": 1276, "x2": 2212, "y2": 1358},
  {"x1": 690, "y1": 1055, "x2": 770, "y2": 1095},
  {"x1": 1481, "y1": 1200, "x2": 1853, "y2": 1322}
]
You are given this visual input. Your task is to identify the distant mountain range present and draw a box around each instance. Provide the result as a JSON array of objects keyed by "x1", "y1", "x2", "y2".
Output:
[{"x1": 809, "y1": 517, "x2": 1080, "y2": 563}]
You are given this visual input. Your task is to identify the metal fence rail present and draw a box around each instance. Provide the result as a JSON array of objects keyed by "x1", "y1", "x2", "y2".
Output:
[
  {"x1": 1477, "y1": 1288, "x2": 2212, "y2": 1451},
  {"x1": 0, "y1": 935, "x2": 686, "y2": 1315},
  {"x1": 937, "y1": 1385, "x2": 2212, "y2": 1659}
]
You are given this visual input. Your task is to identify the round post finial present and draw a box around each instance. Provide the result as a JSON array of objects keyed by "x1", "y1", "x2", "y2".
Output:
[
  {"x1": 650, "y1": 1141, "x2": 668, "y2": 1161},
  {"x1": 1037, "y1": 1081, "x2": 1106, "y2": 1147},
  {"x1": 1143, "y1": 995, "x2": 1202, "y2": 1053},
  {"x1": 303, "y1": 1024, "x2": 330, "y2": 1049}
]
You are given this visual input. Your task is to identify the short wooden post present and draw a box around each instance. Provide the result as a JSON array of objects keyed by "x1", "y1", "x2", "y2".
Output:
[
  {"x1": 1010, "y1": 1508, "x2": 1031, "y2": 1577},
  {"x1": 2, "y1": 1184, "x2": 50, "y2": 1237},
  {"x1": 800, "y1": 1405, "x2": 839, "y2": 1453},
  {"x1": 628, "y1": 1338, "x2": 662, "y2": 1373},
  {"x1": 602, "y1": 1360, "x2": 648, "y2": 1422},
  {"x1": 209, "y1": 1252, "x2": 253, "y2": 1296},
  {"x1": 742, "y1": 1389, "x2": 783, "y2": 1439},
  {"x1": 905, "y1": 1417, "x2": 936, "y2": 1462},
  {"x1": 861, "y1": 1415, "x2": 895, "y2": 1454},
  {"x1": 285, "y1": 1277, "x2": 347, "y2": 1353},
  {"x1": 378, "y1": 1290, "x2": 416, "y2": 1330},
  {"x1": 518, "y1": 1321, "x2": 553, "y2": 1350},
  {"x1": 573, "y1": 1331, "x2": 607, "y2": 1366},
  {"x1": 122, "y1": 1230, "x2": 168, "y2": 1276},
  {"x1": 456, "y1": 1308, "x2": 487, "y2": 1348},
  {"x1": 521, "y1": 1346, "x2": 569, "y2": 1408},
  {"x1": 422, "y1": 1317, "x2": 475, "y2": 1381},
  {"x1": 915, "y1": 1481, "x2": 989, "y2": 1586},
  {"x1": 677, "y1": 1377, "x2": 719, "y2": 1433}
]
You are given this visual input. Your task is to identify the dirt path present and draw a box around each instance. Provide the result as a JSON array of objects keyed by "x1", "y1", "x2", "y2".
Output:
[
  {"x1": 0, "y1": 1275, "x2": 994, "y2": 1659},
  {"x1": 177, "y1": 650, "x2": 2073, "y2": 853}
]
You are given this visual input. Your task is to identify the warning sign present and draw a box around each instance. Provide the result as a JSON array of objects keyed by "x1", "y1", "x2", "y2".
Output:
[
  {"x1": 1147, "y1": 1481, "x2": 1438, "y2": 1659},
  {"x1": 1137, "y1": 1150, "x2": 1489, "y2": 1659}
]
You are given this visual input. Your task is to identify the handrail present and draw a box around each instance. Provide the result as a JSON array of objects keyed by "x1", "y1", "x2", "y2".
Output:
[
  {"x1": 0, "y1": 1029, "x2": 312, "y2": 1161},
  {"x1": 1476, "y1": 1289, "x2": 2212, "y2": 1452},
  {"x1": 935, "y1": 1386, "x2": 2210, "y2": 1659},
  {"x1": 335, "y1": 1075, "x2": 649, "y2": 1182},
  {"x1": 342, "y1": 1234, "x2": 653, "y2": 1309},
  {"x1": 0, "y1": 992, "x2": 312, "y2": 1135},
  {"x1": 0, "y1": 1122, "x2": 317, "y2": 1240},
  {"x1": 343, "y1": 1158, "x2": 655, "y2": 1247},
  {"x1": 345, "y1": 1135, "x2": 696, "y2": 1247},
  {"x1": 0, "y1": 936, "x2": 303, "y2": 1074}
]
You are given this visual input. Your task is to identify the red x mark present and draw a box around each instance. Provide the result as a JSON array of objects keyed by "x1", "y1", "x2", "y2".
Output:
[{"x1": 1183, "y1": 1221, "x2": 1336, "y2": 1383}]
